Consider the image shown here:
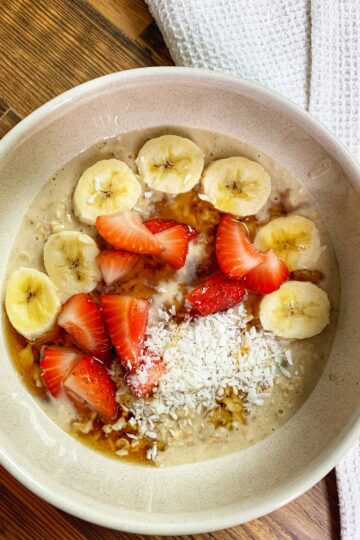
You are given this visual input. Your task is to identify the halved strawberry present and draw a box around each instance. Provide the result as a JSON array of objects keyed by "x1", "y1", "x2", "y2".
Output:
[
  {"x1": 144, "y1": 218, "x2": 179, "y2": 234},
  {"x1": 58, "y1": 293, "x2": 111, "y2": 363},
  {"x1": 242, "y1": 250, "x2": 289, "y2": 294},
  {"x1": 126, "y1": 350, "x2": 166, "y2": 398},
  {"x1": 40, "y1": 346, "x2": 84, "y2": 397},
  {"x1": 186, "y1": 272, "x2": 246, "y2": 316},
  {"x1": 145, "y1": 218, "x2": 198, "y2": 240},
  {"x1": 96, "y1": 210, "x2": 163, "y2": 254},
  {"x1": 64, "y1": 355, "x2": 117, "y2": 420},
  {"x1": 155, "y1": 225, "x2": 189, "y2": 269},
  {"x1": 100, "y1": 295, "x2": 149, "y2": 371},
  {"x1": 216, "y1": 214, "x2": 264, "y2": 279},
  {"x1": 97, "y1": 249, "x2": 140, "y2": 286}
]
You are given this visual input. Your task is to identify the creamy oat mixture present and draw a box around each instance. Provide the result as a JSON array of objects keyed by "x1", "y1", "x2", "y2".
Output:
[{"x1": 4, "y1": 127, "x2": 339, "y2": 466}]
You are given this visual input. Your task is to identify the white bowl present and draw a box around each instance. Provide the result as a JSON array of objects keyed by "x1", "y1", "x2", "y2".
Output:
[{"x1": 1, "y1": 67, "x2": 360, "y2": 534}]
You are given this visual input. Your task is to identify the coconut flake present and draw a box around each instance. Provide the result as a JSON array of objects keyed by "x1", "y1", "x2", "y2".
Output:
[{"x1": 126, "y1": 304, "x2": 291, "y2": 438}]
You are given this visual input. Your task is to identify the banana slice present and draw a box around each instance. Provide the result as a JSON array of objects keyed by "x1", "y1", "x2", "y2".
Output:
[
  {"x1": 43, "y1": 231, "x2": 101, "y2": 301},
  {"x1": 5, "y1": 267, "x2": 61, "y2": 340},
  {"x1": 73, "y1": 159, "x2": 142, "y2": 225},
  {"x1": 201, "y1": 156, "x2": 271, "y2": 216},
  {"x1": 136, "y1": 134, "x2": 204, "y2": 194},
  {"x1": 259, "y1": 281, "x2": 330, "y2": 339},
  {"x1": 254, "y1": 215, "x2": 321, "y2": 271}
]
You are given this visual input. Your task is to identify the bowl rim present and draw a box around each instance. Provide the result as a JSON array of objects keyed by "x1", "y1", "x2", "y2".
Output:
[{"x1": 1, "y1": 65, "x2": 360, "y2": 534}]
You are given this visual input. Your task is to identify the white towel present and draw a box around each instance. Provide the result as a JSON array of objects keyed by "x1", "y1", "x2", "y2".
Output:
[{"x1": 146, "y1": 1, "x2": 360, "y2": 538}]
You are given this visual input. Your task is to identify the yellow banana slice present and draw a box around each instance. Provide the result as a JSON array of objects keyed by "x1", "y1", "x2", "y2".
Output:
[
  {"x1": 254, "y1": 215, "x2": 321, "y2": 271},
  {"x1": 136, "y1": 134, "x2": 204, "y2": 194},
  {"x1": 73, "y1": 159, "x2": 141, "y2": 225},
  {"x1": 259, "y1": 281, "x2": 330, "y2": 339},
  {"x1": 43, "y1": 231, "x2": 101, "y2": 301},
  {"x1": 201, "y1": 156, "x2": 271, "y2": 216},
  {"x1": 5, "y1": 267, "x2": 61, "y2": 340}
]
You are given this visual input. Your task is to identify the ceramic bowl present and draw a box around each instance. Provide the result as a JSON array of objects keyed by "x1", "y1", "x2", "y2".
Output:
[{"x1": 1, "y1": 67, "x2": 360, "y2": 534}]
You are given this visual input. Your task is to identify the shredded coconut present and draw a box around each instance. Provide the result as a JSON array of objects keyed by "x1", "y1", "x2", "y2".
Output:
[
  {"x1": 102, "y1": 416, "x2": 126, "y2": 434},
  {"x1": 146, "y1": 443, "x2": 157, "y2": 461},
  {"x1": 126, "y1": 303, "x2": 291, "y2": 436}
]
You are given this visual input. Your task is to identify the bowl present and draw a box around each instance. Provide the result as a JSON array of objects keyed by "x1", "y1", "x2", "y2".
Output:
[{"x1": 1, "y1": 67, "x2": 360, "y2": 534}]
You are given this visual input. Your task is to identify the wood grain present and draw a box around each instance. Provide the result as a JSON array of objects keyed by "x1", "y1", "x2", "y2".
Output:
[
  {"x1": 87, "y1": 0, "x2": 153, "y2": 39},
  {"x1": 0, "y1": 0, "x2": 341, "y2": 538}
]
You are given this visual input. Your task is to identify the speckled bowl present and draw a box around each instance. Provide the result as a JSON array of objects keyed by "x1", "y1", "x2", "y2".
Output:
[{"x1": 1, "y1": 67, "x2": 360, "y2": 534}]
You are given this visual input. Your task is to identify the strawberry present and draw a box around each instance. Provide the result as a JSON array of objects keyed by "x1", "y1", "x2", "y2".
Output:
[
  {"x1": 145, "y1": 218, "x2": 198, "y2": 240},
  {"x1": 96, "y1": 210, "x2": 163, "y2": 255},
  {"x1": 126, "y1": 350, "x2": 166, "y2": 398},
  {"x1": 216, "y1": 214, "x2": 264, "y2": 279},
  {"x1": 100, "y1": 295, "x2": 149, "y2": 371},
  {"x1": 144, "y1": 218, "x2": 179, "y2": 234},
  {"x1": 40, "y1": 346, "x2": 84, "y2": 397},
  {"x1": 242, "y1": 250, "x2": 289, "y2": 294},
  {"x1": 97, "y1": 249, "x2": 140, "y2": 286},
  {"x1": 64, "y1": 355, "x2": 117, "y2": 420},
  {"x1": 155, "y1": 225, "x2": 189, "y2": 269},
  {"x1": 58, "y1": 293, "x2": 111, "y2": 363},
  {"x1": 186, "y1": 272, "x2": 246, "y2": 316}
]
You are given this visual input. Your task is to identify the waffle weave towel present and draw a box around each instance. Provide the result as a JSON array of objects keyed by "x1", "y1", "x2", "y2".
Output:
[{"x1": 146, "y1": 1, "x2": 360, "y2": 538}]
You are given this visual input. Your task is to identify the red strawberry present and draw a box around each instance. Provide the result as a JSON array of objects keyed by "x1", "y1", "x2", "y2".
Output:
[
  {"x1": 216, "y1": 214, "x2": 264, "y2": 279},
  {"x1": 40, "y1": 346, "x2": 84, "y2": 397},
  {"x1": 97, "y1": 249, "x2": 140, "y2": 286},
  {"x1": 126, "y1": 350, "x2": 166, "y2": 398},
  {"x1": 186, "y1": 272, "x2": 246, "y2": 316},
  {"x1": 64, "y1": 355, "x2": 117, "y2": 420},
  {"x1": 155, "y1": 225, "x2": 189, "y2": 269},
  {"x1": 96, "y1": 210, "x2": 163, "y2": 254},
  {"x1": 100, "y1": 295, "x2": 149, "y2": 371},
  {"x1": 242, "y1": 250, "x2": 289, "y2": 294},
  {"x1": 145, "y1": 218, "x2": 198, "y2": 240},
  {"x1": 144, "y1": 218, "x2": 179, "y2": 234},
  {"x1": 58, "y1": 293, "x2": 111, "y2": 363}
]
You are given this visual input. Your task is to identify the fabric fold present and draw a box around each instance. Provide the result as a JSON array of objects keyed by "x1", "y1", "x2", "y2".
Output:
[{"x1": 147, "y1": 0, "x2": 311, "y2": 108}]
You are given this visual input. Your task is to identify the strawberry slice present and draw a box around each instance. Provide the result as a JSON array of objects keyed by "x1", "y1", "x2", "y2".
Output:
[
  {"x1": 154, "y1": 225, "x2": 189, "y2": 269},
  {"x1": 97, "y1": 249, "x2": 140, "y2": 286},
  {"x1": 145, "y1": 218, "x2": 198, "y2": 240},
  {"x1": 40, "y1": 346, "x2": 84, "y2": 397},
  {"x1": 64, "y1": 355, "x2": 117, "y2": 420},
  {"x1": 242, "y1": 250, "x2": 289, "y2": 294},
  {"x1": 186, "y1": 272, "x2": 246, "y2": 316},
  {"x1": 216, "y1": 214, "x2": 264, "y2": 278},
  {"x1": 100, "y1": 295, "x2": 149, "y2": 371},
  {"x1": 144, "y1": 218, "x2": 179, "y2": 234},
  {"x1": 126, "y1": 350, "x2": 166, "y2": 398},
  {"x1": 58, "y1": 293, "x2": 111, "y2": 363},
  {"x1": 96, "y1": 210, "x2": 163, "y2": 254}
]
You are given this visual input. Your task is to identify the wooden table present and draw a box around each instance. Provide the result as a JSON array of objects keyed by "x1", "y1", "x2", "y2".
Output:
[{"x1": 0, "y1": 1, "x2": 341, "y2": 538}]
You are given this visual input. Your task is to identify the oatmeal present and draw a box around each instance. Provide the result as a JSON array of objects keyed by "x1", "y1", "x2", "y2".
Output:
[{"x1": 3, "y1": 127, "x2": 339, "y2": 466}]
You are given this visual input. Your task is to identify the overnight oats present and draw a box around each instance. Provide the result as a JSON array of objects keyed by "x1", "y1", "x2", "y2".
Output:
[{"x1": 3, "y1": 128, "x2": 339, "y2": 466}]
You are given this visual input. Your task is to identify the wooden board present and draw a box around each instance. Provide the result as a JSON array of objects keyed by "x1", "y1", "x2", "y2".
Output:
[{"x1": 0, "y1": 1, "x2": 341, "y2": 538}]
